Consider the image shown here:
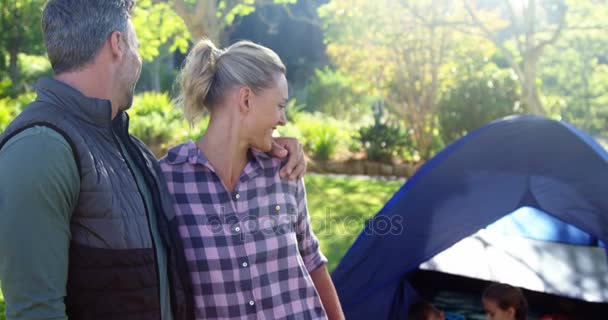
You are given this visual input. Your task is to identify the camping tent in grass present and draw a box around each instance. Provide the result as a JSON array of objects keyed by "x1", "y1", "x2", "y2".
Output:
[{"x1": 331, "y1": 115, "x2": 608, "y2": 319}]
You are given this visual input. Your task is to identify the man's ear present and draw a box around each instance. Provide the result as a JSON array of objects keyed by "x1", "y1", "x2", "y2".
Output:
[
  {"x1": 108, "y1": 31, "x2": 124, "y2": 59},
  {"x1": 238, "y1": 86, "x2": 252, "y2": 114}
]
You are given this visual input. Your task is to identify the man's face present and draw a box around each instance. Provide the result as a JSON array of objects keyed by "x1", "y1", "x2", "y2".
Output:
[{"x1": 118, "y1": 20, "x2": 142, "y2": 110}]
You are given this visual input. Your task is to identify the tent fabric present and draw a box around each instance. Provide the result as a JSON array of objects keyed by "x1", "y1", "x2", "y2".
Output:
[
  {"x1": 420, "y1": 229, "x2": 608, "y2": 303},
  {"x1": 331, "y1": 115, "x2": 608, "y2": 320},
  {"x1": 486, "y1": 206, "x2": 603, "y2": 246}
]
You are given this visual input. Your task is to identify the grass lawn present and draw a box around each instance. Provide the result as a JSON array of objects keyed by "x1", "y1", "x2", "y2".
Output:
[
  {"x1": 1, "y1": 283, "x2": 4, "y2": 320},
  {"x1": 0, "y1": 175, "x2": 403, "y2": 319},
  {"x1": 305, "y1": 174, "x2": 403, "y2": 272}
]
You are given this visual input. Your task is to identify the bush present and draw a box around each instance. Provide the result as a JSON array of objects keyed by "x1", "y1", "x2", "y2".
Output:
[
  {"x1": 439, "y1": 63, "x2": 520, "y2": 143},
  {"x1": 359, "y1": 121, "x2": 411, "y2": 163},
  {"x1": 305, "y1": 67, "x2": 374, "y2": 123},
  {"x1": 19, "y1": 54, "x2": 52, "y2": 84},
  {"x1": 279, "y1": 112, "x2": 357, "y2": 161},
  {"x1": 129, "y1": 91, "x2": 206, "y2": 156},
  {"x1": 0, "y1": 91, "x2": 37, "y2": 132}
]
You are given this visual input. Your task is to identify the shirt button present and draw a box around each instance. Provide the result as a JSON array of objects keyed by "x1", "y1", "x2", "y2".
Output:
[
  {"x1": 275, "y1": 205, "x2": 281, "y2": 211},
  {"x1": 234, "y1": 226, "x2": 241, "y2": 232},
  {"x1": 235, "y1": 194, "x2": 241, "y2": 200},
  {"x1": 242, "y1": 262, "x2": 248, "y2": 267},
  {"x1": 248, "y1": 300, "x2": 255, "y2": 306}
]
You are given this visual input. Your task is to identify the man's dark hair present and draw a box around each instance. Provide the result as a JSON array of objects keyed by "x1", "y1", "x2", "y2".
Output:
[
  {"x1": 42, "y1": 0, "x2": 134, "y2": 74},
  {"x1": 408, "y1": 300, "x2": 441, "y2": 320}
]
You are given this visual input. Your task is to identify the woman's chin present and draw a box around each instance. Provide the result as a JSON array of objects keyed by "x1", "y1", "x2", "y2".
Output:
[{"x1": 252, "y1": 140, "x2": 273, "y2": 152}]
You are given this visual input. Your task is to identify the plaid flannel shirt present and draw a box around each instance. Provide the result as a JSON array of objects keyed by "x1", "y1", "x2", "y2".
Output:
[{"x1": 160, "y1": 141, "x2": 328, "y2": 320}]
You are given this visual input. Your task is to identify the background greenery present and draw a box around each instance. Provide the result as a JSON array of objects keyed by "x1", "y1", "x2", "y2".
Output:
[{"x1": 2, "y1": 0, "x2": 607, "y2": 163}]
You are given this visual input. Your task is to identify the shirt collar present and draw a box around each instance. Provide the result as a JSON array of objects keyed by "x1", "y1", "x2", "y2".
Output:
[{"x1": 164, "y1": 140, "x2": 276, "y2": 179}]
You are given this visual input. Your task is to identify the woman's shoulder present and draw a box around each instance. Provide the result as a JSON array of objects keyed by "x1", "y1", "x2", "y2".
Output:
[
  {"x1": 159, "y1": 140, "x2": 198, "y2": 168},
  {"x1": 250, "y1": 149, "x2": 290, "y2": 177}
]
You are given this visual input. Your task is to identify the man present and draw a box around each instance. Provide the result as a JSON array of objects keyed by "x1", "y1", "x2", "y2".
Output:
[{"x1": 0, "y1": 1, "x2": 306, "y2": 319}]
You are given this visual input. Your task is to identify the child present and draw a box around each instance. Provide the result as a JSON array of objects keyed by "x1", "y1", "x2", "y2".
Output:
[
  {"x1": 408, "y1": 300, "x2": 445, "y2": 320},
  {"x1": 482, "y1": 283, "x2": 528, "y2": 320}
]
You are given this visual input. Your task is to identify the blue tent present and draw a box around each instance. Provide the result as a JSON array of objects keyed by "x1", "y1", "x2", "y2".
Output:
[{"x1": 331, "y1": 115, "x2": 608, "y2": 319}]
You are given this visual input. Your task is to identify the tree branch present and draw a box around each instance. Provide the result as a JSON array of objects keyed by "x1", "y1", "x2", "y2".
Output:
[
  {"x1": 280, "y1": 3, "x2": 321, "y2": 26},
  {"x1": 464, "y1": 0, "x2": 525, "y2": 81},
  {"x1": 535, "y1": 2, "x2": 567, "y2": 52},
  {"x1": 503, "y1": 0, "x2": 525, "y2": 56}
]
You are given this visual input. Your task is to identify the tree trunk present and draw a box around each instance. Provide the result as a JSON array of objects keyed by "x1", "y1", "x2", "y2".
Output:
[
  {"x1": 172, "y1": 0, "x2": 220, "y2": 44},
  {"x1": 522, "y1": 53, "x2": 544, "y2": 115},
  {"x1": 151, "y1": 57, "x2": 161, "y2": 92},
  {"x1": 7, "y1": 0, "x2": 21, "y2": 94},
  {"x1": 8, "y1": 39, "x2": 19, "y2": 94}
]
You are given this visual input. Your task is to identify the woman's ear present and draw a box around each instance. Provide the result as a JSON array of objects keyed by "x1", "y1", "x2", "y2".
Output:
[{"x1": 238, "y1": 86, "x2": 252, "y2": 114}]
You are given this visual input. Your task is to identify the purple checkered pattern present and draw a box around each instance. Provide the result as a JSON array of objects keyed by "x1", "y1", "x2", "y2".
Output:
[{"x1": 160, "y1": 141, "x2": 328, "y2": 320}]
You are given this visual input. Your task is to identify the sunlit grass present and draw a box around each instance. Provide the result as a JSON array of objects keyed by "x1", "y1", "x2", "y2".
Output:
[
  {"x1": 1, "y1": 282, "x2": 4, "y2": 320},
  {"x1": 305, "y1": 174, "x2": 403, "y2": 272}
]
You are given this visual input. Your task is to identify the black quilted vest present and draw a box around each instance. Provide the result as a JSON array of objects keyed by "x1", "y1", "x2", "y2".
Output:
[{"x1": 0, "y1": 78, "x2": 193, "y2": 320}]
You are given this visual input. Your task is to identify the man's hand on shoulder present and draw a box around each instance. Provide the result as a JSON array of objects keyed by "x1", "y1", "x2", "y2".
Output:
[{"x1": 269, "y1": 137, "x2": 306, "y2": 180}]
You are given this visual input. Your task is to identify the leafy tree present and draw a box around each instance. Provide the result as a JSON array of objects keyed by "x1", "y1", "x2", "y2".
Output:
[
  {"x1": 133, "y1": 0, "x2": 191, "y2": 62},
  {"x1": 461, "y1": 0, "x2": 608, "y2": 116},
  {"x1": 305, "y1": 67, "x2": 374, "y2": 123},
  {"x1": 439, "y1": 62, "x2": 521, "y2": 143},
  {"x1": 0, "y1": 0, "x2": 46, "y2": 94},
  {"x1": 540, "y1": 8, "x2": 608, "y2": 134},
  {"x1": 166, "y1": 0, "x2": 297, "y2": 45},
  {"x1": 318, "y1": 0, "x2": 493, "y2": 159}
]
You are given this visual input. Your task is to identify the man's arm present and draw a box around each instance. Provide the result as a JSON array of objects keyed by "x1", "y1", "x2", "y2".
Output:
[{"x1": 0, "y1": 127, "x2": 79, "y2": 320}]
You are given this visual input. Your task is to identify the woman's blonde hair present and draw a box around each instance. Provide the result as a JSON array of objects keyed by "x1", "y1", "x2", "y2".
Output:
[{"x1": 177, "y1": 39, "x2": 286, "y2": 124}]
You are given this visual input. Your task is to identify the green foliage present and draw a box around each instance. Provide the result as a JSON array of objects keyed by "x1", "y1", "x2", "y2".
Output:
[
  {"x1": 278, "y1": 112, "x2": 357, "y2": 161},
  {"x1": 439, "y1": 63, "x2": 521, "y2": 143},
  {"x1": 136, "y1": 45, "x2": 181, "y2": 93},
  {"x1": 129, "y1": 91, "x2": 206, "y2": 156},
  {"x1": 359, "y1": 121, "x2": 411, "y2": 163},
  {"x1": 294, "y1": 113, "x2": 339, "y2": 161},
  {"x1": 219, "y1": 0, "x2": 297, "y2": 25},
  {"x1": 18, "y1": 54, "x2": 52, "y2": 84},
  {"x1": 318, "y1": 0, "x2": 496, "y2": 159},
  {"x1": 0, "y1": 0, "x2": 47, "y2": 94},
  {"x1": 0, "y1": 91, "x2": 36, "y2": 132},
  {"x1": 541, "y1": 27, "x2": 608, "y2": 135},
  {"x1": 305, "y1": 67, "x2": 374, "y2": 122},
  {"x1": 133, "y1": 0, "x2": 190, "y2": 62},
  {"x1": 0, "y1": 284, "x2": 4, "y2": 320}
]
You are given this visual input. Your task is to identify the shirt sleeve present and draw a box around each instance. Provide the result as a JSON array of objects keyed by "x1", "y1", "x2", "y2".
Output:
[
  {"x1": 0, "y1": 126, "x2": 80, "y2": 320},
  {"x1": 295, "y1": 178, "x2": 328, "y2": 273}
]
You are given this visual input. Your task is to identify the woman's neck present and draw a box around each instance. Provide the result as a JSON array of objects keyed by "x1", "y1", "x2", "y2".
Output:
[{"x1": 196, "y1": 115, "x2": 249, "y2": 193}]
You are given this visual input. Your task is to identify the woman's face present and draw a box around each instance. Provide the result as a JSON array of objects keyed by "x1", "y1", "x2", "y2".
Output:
[
  {"x1": 483, "y1": 298, "x2": 516, "y2": 320},
  {"x1": 244, "y1": 73, "x2": 288, "y2": 152}
]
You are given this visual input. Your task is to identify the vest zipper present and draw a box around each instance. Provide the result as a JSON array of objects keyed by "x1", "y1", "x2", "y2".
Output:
[{"x1": 111, "y1": 131, "x2": 163, "y2": 317}]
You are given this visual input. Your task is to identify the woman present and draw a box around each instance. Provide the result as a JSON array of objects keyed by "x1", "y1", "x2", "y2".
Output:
[
  {"x1": 160, "y1": 39, "x2": 344, "y2": 320},
  {"x1": 482, "y1": 283, "x2": 528, "y2": 320}
]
